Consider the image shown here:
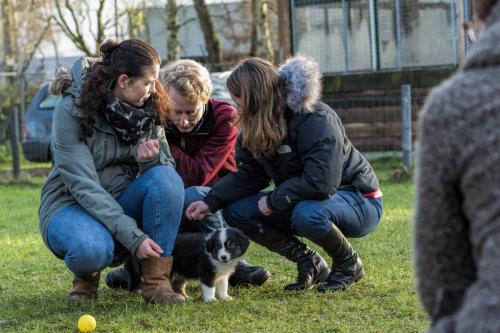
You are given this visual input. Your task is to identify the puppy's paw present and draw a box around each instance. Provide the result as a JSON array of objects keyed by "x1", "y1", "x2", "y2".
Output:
[
  {"x1": 218, "y1": 295, "x2": 233, "y2": 301},
  {"x1": 203, "y1": 296, "x2": 217, "y2": 303}
]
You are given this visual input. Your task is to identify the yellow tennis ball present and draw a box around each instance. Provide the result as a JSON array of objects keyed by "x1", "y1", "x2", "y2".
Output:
[{"x1": 77, "y1": 314, "x2": 96, "y2": 332}]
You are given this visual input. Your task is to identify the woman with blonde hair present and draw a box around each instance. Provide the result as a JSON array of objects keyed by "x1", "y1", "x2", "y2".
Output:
[
  {"x1": 105, "y1": 59, "x2": 270, "y2": 290},
  {"x1": 187, "y1": 56, "x2": 383, "y2": 292}
]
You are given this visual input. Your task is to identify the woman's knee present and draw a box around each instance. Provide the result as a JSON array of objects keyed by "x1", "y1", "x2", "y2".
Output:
[
  {"x1": 65, "y1": 239, "x2": 114, "y2": 276},
  {"x1": 146, "y1": 166, "x2": 184, "y2": 195},
  {"x1": 222, "y1": 208, "x2": 257, "y2": 234},
  {"x1": 184, "y1": 186, "x2": 211, "y2": 207},
  {"x1": 290, "y1": 202, "x2": 332, "y2": 238}
]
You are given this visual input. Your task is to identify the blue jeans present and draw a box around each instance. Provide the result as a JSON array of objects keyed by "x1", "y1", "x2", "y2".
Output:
[
  {"x1": 223, "y1": 190, "x2": 383, "y2": 240},
  {"x1": 47, "y1": 166, "x2": 184, "y2": 276},
  {"x1": 180, "y1": 186, "x2": 226, "y2": 233}
]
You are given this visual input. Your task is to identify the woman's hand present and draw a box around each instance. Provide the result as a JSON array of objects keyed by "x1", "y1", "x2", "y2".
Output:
[
  {"x1": 258, "y1": 196, "x2": 272, "y2": 216},
  {"x1": 185, "y1": 201, "x2": 210, "y2": 220},
  {"x1": 137, "y1": 139, "x2": 160, "y2": 161},
  {"x1": 135, "y1": 238, "x2": 163, "y2": 259}
]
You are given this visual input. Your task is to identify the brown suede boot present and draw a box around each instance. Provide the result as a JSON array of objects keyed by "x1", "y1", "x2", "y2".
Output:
[
  {"x1": 141, "y1": 257, "x2": 185, "y2": 305},
  {"x1": 69, "y1": 272, "x2": 100, "y2": 301}
]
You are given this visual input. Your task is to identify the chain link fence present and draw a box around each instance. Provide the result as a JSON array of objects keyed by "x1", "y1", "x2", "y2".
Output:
[
  {"x1": 0, "y1": 71, "x2": 52, "y2": 179},
  {"x1": 292, "y1": 0, "x2": 466, "y2": 73}
]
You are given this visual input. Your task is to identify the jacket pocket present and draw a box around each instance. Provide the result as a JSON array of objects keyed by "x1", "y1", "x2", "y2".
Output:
[{"x1": 87, "y1": 126, "x2": 117, "y2": 169}]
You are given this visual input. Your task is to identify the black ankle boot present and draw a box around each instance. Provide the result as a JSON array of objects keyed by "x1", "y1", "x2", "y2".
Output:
[
  {"x1": 229, "y1": 260, "x2": 271, "y2": 287},
  {"x1": 312, "y1": 224, "x2": 365, "y2": 292},
  {"x1": 247, "y1": 223, "x2": 329, "y2": 291},
  {"x1": 105, "y1": 257, "x2": 141, "y2": 292},
  {"x1": 317, "y1": 254, "x2": 364, "y2": 292}
]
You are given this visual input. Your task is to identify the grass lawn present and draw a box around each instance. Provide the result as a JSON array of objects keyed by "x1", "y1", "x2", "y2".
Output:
[{"x1": 0, "y1": 157, "x2": 429, "y2": 333}]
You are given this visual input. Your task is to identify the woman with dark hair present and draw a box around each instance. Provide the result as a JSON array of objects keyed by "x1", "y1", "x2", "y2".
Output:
[
  {"x1": 415, "y1": 0, "x2": 500, "y2": 331},
  {"x1": 39, "y1": 39, "x2": 185, "y2": 305},
  {"x1": 186, "y1": 56, "x2": 383, "y2": 292}
]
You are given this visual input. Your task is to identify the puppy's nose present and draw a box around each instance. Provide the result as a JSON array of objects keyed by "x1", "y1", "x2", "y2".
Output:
[{"x1": 220, "y1": 254, "x2": 228, "y2": 261}]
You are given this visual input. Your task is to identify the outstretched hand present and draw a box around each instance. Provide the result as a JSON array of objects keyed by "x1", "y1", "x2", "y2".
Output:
[
  {"x1": 136, "y1": 238, "x2": 163, "y2": 259},
  {"x1": 137, "y1": 139, "x2": 160, "y2": 161},
  {"x1": 185, "y1": 201, "x2": 210, "y2": 220}
]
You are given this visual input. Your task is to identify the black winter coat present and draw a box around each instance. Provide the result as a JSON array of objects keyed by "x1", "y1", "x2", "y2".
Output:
[{"x1": 203, "y1": 101, "x2": 379, "y2": 213}]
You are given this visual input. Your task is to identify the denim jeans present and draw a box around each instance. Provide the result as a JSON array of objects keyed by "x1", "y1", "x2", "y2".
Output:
[
  {"x1": 47, "y1": 165, "x2": 184, "y2": 276},
  {"x1": 180, "y1": 186, "x2": 227, "y2": 233},
  {"x1": 223, "y1": 189, "x2": 383, "y2": 240}
]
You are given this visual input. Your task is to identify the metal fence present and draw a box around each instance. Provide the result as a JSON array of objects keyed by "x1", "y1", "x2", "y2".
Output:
[
  {"x1": 291, "y1": 0, "x2": 470, "y2": 74},
  {"x1": 2, "y1": 81, "x2": 419, "y2": 178},
  {"x1": 324, "y1": 86, "x2": 421, "y2": 166}
]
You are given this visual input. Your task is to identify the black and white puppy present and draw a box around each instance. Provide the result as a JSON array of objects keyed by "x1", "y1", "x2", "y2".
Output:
[{"x1": 171, "y1": 227, "x2": 250, "y2": 303}]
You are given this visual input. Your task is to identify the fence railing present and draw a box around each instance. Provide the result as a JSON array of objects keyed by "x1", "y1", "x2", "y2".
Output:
[
  {"x1": 291, "y1": 0, "x2": 469, "y2": 74},
  {"x1": 4, "y1": 84, "x2": 419, "y2": 179}
]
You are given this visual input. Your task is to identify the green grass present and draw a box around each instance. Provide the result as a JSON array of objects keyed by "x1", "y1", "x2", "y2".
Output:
[{"x1": 0, "y1": 158, "x2": 428, "y2": 333}]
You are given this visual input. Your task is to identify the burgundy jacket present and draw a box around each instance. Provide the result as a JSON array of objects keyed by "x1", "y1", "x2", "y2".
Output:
[{"x1": 165, "y1": 98, "x2": 238, "y2": 187}]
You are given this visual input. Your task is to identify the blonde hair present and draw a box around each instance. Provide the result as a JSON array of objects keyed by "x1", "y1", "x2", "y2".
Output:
[
  {"x1": 226, "y1": 58, "x2": 287, "y2": 158},
  {"x1": 160, "y1": 59, "x2": 212, "y2": 104}
]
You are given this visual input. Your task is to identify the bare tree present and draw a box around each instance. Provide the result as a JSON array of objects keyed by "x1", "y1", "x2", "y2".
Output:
[
  {"x1": 193, "y1": 0, "x2": 223, "y2": 70},
  {"x1": 1, "y1": 0, "x2": 52, "y2": 74},
  {"x1": 126, "y1": 6, "x2": 146, "y2": 39},
  {"x1": 166, "y1": 0, "x2": 180, "y2": 61},
  {"x1": 1, "y1": 0, "x2": 15, "y2": 74},
  {"x1": 251, "y1": 0, "x2": 275, "y2": 63},
  {"x1": 218, "y1": 1, "x2": 251, "y2": 63},
  {"x1": 52, "y1": 0, "x2": 110, "y2": 56}
]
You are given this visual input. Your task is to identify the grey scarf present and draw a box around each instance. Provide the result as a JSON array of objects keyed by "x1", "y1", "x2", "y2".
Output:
[{"x1": 103, "y1": 95, "x2": 155, "y2": 145}]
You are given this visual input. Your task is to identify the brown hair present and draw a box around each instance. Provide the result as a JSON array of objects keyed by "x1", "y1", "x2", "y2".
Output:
[
  {"x1": 226, "y1": 58, "x2": 287, "y2": 158},
  {"x1": 79, "y1": 39, "x2": 170, "y2": 137}
]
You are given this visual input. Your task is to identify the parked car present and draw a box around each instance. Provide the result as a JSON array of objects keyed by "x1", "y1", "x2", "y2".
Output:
[
  {"x1": 21, "y1": 73, "x2": 232, "y2": 163},
  {"x1": 210, "y1": 71, "x2": 232, "y2": 104},
  {"x1": 22, "y1": 83, "x2": 61, "y2": 162}
]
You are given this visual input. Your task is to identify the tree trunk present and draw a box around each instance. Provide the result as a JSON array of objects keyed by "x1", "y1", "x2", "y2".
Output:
[
  {"x1": 142, "y1": 0, "x2": 151, "y2": 43},
  {"x1": 166, "y1": 0, "x2": 180, "y2": 61},
  {"x1": 1, "y1": 0, "x2": 14, "y2": 73},
  {"x1": 250, "y1": 0, "x2": 259, "y2": 57},
  {"x1": 193, "y1": 0, "x2": 223, "y2": 70},
  {"x1": 260, "y1": 0, "x2": 275, "y2": 63}
]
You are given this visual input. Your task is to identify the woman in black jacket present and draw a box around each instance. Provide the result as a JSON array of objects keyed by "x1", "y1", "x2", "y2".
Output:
[{"x1": 186, "y1": 56, "x2": 383, "y2": 292}]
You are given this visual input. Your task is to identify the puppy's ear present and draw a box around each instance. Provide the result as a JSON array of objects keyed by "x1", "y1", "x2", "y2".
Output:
[
  {"x1": 205, "y1": 233, "x2": 216, "y2": 253},
  {"x1": 235, "y1": 229, "x2": 250, "y2": 253}
]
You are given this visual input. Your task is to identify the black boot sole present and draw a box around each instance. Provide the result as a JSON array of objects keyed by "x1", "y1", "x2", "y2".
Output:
[
  {"x1": 284, "y1": 266, "x2": 330, "y2": 291},
  {"x1": 229, "y1": 269, "x2": 272, "y2": 287},
  {"x1": 316, "y1": 267, "x2": 365, "y2": 293}
]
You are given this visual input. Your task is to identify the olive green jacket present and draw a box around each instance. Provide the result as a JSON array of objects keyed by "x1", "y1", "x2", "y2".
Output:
[{"x1": 39, "y1": 57, "x2": 175, "y2": 257}]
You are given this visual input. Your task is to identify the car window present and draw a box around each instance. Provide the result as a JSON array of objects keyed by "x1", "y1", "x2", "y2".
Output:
[
  {"x1": 39, "y1": 94, "x2": 62, "y2": 109},
  {"x1": 210, "y1": 72, "x2": 232, "y2": 103}
]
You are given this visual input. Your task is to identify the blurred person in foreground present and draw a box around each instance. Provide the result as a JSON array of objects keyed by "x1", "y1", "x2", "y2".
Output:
[{"x1": 414, "y1": 0, "x2": 500, "y2": 331}]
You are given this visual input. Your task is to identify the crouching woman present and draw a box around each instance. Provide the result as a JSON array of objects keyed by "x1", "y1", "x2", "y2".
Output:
[
  {"x1": 39, "y1": 39, "x2": 185, "y2": 305},
  {"x1": 187, "y1": 56, "x2": 383, "y2": 292}
]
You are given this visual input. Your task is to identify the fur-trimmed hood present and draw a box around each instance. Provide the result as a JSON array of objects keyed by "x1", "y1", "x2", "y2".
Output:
[
  {"x1": 49, "y1": 57, "x2": 98, "y2": 115},
  {"x1": 278, "y1": 54, "x2": 322, "y2": 114}
]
